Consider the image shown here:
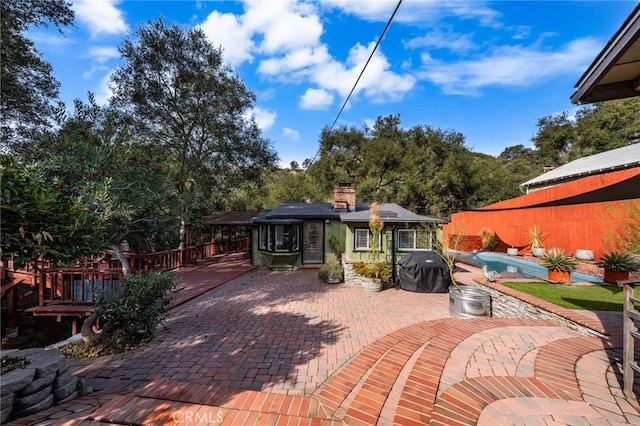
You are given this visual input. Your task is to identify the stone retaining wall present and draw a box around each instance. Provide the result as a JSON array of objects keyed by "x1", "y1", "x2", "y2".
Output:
[
  {"x1": 0, "y1": 348, "x2": 85, "y2": 422},
  {"x1": 343, "y1": 261, "x2": 378, "y2": 287},
  {"x1": 477, "y1": 284, "x2": 603, "y2": 337},
  {"x1": 342, "y1": 259, "x2": 389, "y2": 289}
]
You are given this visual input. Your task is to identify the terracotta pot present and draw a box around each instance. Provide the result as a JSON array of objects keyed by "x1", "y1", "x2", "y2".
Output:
[
  {"x1": 548, "y1": 269, "x2": 571, "y2": 284},
  {"x1": 603, "y1": 269, "x2": 629, "y2": 284}
]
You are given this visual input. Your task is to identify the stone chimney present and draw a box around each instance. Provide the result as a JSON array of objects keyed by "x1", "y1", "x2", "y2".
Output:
[{"x1": 333, "y1": 183, "x2": 356, "y2": 211}]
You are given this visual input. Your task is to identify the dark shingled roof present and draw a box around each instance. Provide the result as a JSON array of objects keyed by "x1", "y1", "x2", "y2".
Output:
[
  {"x1": 250, "y1": 202, "x2": 371, "y2": 223},
  {"x1": 203, "y1": 211, "x2": 260, "y2": 226},
  {"x1": 250, "y1": 201, "x2": 445, "y2": 225},
  {"x1": 340, "y1": 203, "x2": 445, "y2": 224}
]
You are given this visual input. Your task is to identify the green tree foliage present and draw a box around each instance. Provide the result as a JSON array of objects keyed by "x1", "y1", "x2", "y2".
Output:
[
  {"x1": 241, "y1": 167, "x2": 326, "y2": 210},
  {"x1": 1, "y1": 155, "x2": 104, "y2": 269},
  {"x1": 309, "y1": 114, "x2": 486, "y2": 217},
  {"x1": 468, "y1": 146, "x2": 540, "y2": 206},
  {"x1": 0, "y1": 0, "x2": 74, "y2": 143},
  {"x1": 109, "y1": 18, "x2": 278, "y2": 217},
  {"x1": 532, "y1": 98, "x2": 640, "y2": 167},
  {"x1": 572, "y1": 98, "x2": 640, "y2": 157},
  {"x1": 19, "y1": 96, "x2": 179, "y2": 256},
  {"x1": 531, "y1": 112, "x2": 575, "y2": 167}
]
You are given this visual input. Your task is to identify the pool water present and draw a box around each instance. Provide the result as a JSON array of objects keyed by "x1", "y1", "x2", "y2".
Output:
[{"x1": 455, "y1": 252, "x2": 603, "y2": 283}]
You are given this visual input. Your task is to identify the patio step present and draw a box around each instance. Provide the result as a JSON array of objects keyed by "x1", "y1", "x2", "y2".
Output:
[{"x1": 314, "y1": 316, "x2": 595, "y2": 425}]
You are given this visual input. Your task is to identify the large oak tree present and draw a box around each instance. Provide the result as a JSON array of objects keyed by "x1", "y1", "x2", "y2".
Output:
[{"x1": 109, "y1": 18, "x2": 278, "y2": 229}]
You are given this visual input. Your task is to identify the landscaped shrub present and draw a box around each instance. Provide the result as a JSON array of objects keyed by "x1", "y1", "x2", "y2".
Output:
[
  {"x1": 98, "y1": 271, "x2": 176, "y2": 341},
  {"x1": 71, "y1": 271, "x2": 177, "y2": 355},
  {"x1": 352, "y1": 261, "x2": 391, "y2": 281}
]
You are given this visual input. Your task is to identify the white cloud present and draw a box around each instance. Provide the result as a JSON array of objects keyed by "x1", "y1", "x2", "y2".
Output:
[
  {"x1": 88, "y1": 46, "x2": 120, "y2": 63},
  {"x1": 202, "y1": 0, "x2": 415, "y2": 105},
  {"x1": 283, "y1": 127, "x2": 300, "y2": 140},
  {"x1": 258, "y1": 46, "x2": 331, "y2": 77},
  {"x1": 335, "y1": 42, "x2": 416, "y2": 103},
  {"x1": 320, "y1": 0, "x2": 500, "y2": 27},
  {"x1": 300, "y1": 88, "x2": 334, "y2": 110},
  {"x1": 83, "y1": 46, "x2": 119, "y2": 79},
  {"x1": 418, "y1": 38, "x2": 602, "y2": 95},
  {"x1": 94, "y1": 72, "x2": 114, "y2": 105},
  {"x1": 199, "y1": 11, "x2": 255, "y2": 67},
  {"x1": 243, "y1": 0, "x2": 323, "y2": 54},
  {"x1": 28, "y1": 30, "x2": 75, "y2": 47},
  {"x1": 72, "y1": 0, "x2": 128, "y2": 37},
  {"x1": 405, "y1": 29, "x2": 477, "y2": 52},
  {"x1": 250, "y1": 107, "x2": 277, "y2": 131}
]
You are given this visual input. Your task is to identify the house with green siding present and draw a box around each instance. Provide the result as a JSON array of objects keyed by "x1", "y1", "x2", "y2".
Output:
[{"x1": 249, "y1": 184, "x2": 445, "y2": 273}]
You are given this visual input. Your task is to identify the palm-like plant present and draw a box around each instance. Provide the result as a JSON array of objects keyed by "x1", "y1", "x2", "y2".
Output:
[
  {"x1": 597, "y1": 251, "x2": 639, "y2": 272},
  {"x1": 540, "y1": 248, "x2": 577, "y2": 272},
  {"x1": 526, "y1": 226, "x2": 545, "y2": 250}
]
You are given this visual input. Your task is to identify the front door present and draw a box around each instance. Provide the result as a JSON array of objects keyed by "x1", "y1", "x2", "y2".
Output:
[{"x1": 303, "y1": 221, "x2": 324, "y2": 264}]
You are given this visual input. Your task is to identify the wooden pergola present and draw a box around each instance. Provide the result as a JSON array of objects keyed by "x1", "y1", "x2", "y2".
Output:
[{"x1": 203, "y1": 211, "x2": 259, "y2": 254}]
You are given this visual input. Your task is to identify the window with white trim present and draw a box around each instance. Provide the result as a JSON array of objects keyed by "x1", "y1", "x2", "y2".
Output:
[
  {"x1": 354, "y1": 228, "x2": 382, "y2": 251},
  {"x1": 397, "y1": 228, "x2": 433, "y2": 250}
]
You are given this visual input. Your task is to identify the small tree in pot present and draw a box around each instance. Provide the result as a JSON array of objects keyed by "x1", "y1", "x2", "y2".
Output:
[{"x1": 540, "y1": 248, "x2": 577, "y2": 284}]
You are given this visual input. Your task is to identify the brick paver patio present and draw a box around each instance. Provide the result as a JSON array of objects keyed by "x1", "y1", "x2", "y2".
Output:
[{"x1": 8, "y1": 255, "x2": 640, "y2": 425}]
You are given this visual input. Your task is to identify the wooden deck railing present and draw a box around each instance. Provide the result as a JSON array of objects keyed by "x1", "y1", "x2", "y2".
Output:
[
  {"x1": 37, "y1": 268, "x2": 123, "y2": 306},
  {"x1": 619, "y1": 278, "x2": 640, "y2": 398},
  {"x1": 119, "y1": 237, "x2": 250, "y2": 273},
  {"x1": 5, "y1": 237, "x2": 250, "y2": 309}
]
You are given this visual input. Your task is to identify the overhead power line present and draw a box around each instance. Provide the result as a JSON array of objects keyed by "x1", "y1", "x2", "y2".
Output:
[{"x1": 301, "y1": 0, "x2": 404, "y2": 173}]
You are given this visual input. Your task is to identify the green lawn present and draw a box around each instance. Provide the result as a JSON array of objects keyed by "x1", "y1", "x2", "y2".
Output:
[{"x1": 501, "y1": 282, "x2": 639, "y2": 311}]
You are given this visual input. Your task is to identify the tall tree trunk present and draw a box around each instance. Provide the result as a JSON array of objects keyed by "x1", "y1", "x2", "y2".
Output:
[
  {"x1": 110, "y1": 244, "x2": 132, "y2": 276},
  {"x1": 179, "y1": 219, "x2": 186, "y2": 250}
]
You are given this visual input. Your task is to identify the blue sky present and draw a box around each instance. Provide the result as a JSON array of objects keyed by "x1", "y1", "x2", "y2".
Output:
[{"x1": 32, "y1": 0, "x2": 636, "y2": 166}]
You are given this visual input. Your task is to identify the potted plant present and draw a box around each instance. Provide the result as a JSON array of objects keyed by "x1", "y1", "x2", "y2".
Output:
[
  {"x1": 353, "y1": 261, "x2": 390, "y2": 292},
  {"x1": 526, "y1": 225, "x2": 546, "y2": 257},
  {"x1": 362, "y1": 202, "x2": 385, "y2": 292},
  {"x1": 540, "y1": 247, "x2": 577, "y2": 284},
  {"x1": 596, "y1": 251, "x2": 639, "y2": 284},
  {"x1": 318, "y1": 252, "x2": 343, "y2": 284}
]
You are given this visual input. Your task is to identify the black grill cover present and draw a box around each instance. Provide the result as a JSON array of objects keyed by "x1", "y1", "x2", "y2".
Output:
[{"x1": 398, "y1": 252, "x2": 451, "y2": 293}]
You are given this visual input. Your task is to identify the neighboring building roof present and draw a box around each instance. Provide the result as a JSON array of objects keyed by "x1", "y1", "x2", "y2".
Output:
[
  {"x1": 571, "y1": 3, "x2": 640, "y2": 104},
  {"x1": 520, "y1": 143, "x2": 640, "y2": 190},
  {"x1": 250, "y1": 201, "x2": 445, "y2": 225},
  {"x1": 340, "y1": 203, "x2": 445, "y2": 224}
]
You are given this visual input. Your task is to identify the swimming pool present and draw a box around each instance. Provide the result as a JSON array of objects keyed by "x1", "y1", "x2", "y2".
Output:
[{"x1": 455, "y1": 252, "x2": 603, "y2": 283}]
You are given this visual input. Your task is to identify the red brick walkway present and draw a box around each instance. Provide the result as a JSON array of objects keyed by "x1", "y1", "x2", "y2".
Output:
[{"x1": 8, "y1": 258, "x2": 640, "y2": 425}]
